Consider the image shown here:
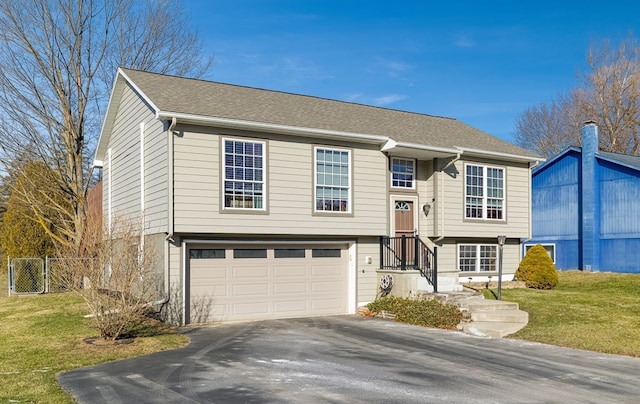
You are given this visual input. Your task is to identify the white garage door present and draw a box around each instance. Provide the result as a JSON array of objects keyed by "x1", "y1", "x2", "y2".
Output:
[{"x1": 188, "y1": 243, "x2": 350, "y2": 323}]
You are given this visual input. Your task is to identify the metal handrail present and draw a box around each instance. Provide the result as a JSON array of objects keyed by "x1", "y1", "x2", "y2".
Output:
[{"x1": 379, "y1": 235, "x2": 438, "y2": 292}]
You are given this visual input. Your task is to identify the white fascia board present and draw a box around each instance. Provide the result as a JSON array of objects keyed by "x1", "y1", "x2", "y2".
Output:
[
  {"x1": 455, "y1": 146, "x2": 545, "y2": 163},
  {"x1": 118, "y1": 68, "x2": 162, "y2": 115},
  {"x1": 93, "y1": 160, "x2": 104, "y2": 168},
  {"x1": 94, "y1": 68, "x2": 162, "y2": 163},
  {"x1": 381, "y1": 139, "x2": 459, "y2": 154},
  {"x1": 156, "y1": 111, "x2": 389, "y2": 145}
]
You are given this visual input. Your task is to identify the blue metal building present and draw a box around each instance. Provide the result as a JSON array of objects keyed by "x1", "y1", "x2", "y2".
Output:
[{"x1": 528, "y1": 122, "x2": 640, "y2": 273}]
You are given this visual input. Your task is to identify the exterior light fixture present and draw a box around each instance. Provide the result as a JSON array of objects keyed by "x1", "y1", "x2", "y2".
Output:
[{"x1": 497, "y1": 235, "x2": 506, "y2": 300}]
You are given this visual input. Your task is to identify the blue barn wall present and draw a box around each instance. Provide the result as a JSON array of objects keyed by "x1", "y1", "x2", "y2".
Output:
[
  {"x1": 598, "y1": 159, "x2": 640, "y2": 272},
  {"x1": 530, "y1": 151, "x2": 581, "y2": 270}
]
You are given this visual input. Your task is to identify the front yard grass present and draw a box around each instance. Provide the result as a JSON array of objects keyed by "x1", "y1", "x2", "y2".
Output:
[
  {"x1": 484, "y1": 270, "x2": 640, "y2": 357},
  {"x1": 0, "y1": 271, "x2": 189, "y2": 403}
]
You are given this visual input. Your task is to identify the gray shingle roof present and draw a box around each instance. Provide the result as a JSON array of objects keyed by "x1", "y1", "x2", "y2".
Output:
[
  {"x1": 119, "y1": 68, "x2": 539, "y2": 159},
  {"x1": 599, "y1": 151, "x2": 640, "y2": 170}
]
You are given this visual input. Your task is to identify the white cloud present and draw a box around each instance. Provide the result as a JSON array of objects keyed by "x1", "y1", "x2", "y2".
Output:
[{"x1": 374, "y1": 94, "x2": 406, "y2": 106}]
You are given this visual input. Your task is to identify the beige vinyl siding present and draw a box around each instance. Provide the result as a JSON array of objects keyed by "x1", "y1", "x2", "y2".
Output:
[
  {"x1": 356, "y1": 237, "x2": 380, "y2": 304},
  {"x1": 105, "y1": 84, "x2": 168, "y2": 232},
  {"x1": 173, "y1": 129, "x2": 387, "y2": 236},
  {"x1": 439, "y1": 159, "x2": 530, "y2": 238},
  {"x1": 417, "y1": 160, "x2": 435, "y2": 238},
  {"x1": 173, "y1": 131, "x2": 218, "y2": 222},
  {"x1": 108, "y1": 84, "x2": 143, "y2": 220},
  {"x1": 143, "y1": 118, "x2": 168, "y2": 233},
  {"x1": 166, "y1": 239, "x2": 183, "y2": 324}
]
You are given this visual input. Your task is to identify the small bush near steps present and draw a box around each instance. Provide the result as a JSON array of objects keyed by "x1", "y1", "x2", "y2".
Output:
[
  {"x1": 515, "y1": 244, "x2": 559, "y2": 290},
  {"x1": 365, "y1": 296, "x2": 463, "y2": 329}
]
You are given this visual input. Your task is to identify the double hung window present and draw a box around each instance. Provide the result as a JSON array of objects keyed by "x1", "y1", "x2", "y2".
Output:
[
  {"x1": 223, "y1": 139, "x2": 265, "y2": 210},
  {"x1": 458, "y1": 244, "x2": 498, "y2": 272},
  {"x1": 391, "y1": 158, "x2": 415, "y2": 189},
  {"x1": 465, "y1": 164, "x2": 504, "y2": 220},
  {"x1": 315, "y1": 147, "x2": 351, "y2": 213}
]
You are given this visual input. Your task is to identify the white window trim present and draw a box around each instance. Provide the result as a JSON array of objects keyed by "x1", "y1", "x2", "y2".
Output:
[
  {"x1": 313, "y1": 146, "x2": 352, "y2": 214},
  {"x1": 464, "y1": 163, "x2": 506, "y2": 221},
  {"x1": 222, "y1": 138, "x2": 267, "y2": 211},
  {"x1": 390, "y1": 157, "x2": 416, "y2": 190},
  {"x1": 457, "y1": 243, "x2": 499, "y2": 273},
  {"x1": 524, "y1": 243, "x2": 556, "y2": 263}
]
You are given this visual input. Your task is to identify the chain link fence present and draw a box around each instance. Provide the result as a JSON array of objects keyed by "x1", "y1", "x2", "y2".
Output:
[
  {"x1": 7, "y1": 257, "x2": 92, "y2": 295},
  {"x1": 9, "y1": 258, "x2": 45, "y2": 294}
]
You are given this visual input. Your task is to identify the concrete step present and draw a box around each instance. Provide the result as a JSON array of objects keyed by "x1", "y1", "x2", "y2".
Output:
[
  {"x1": 462, "y1": 321, "x2": 528, "y2": 338},
  {"x1": 470, "y1": 309, "x2": 528, "y2": 323},
  {"x1": 461, "y1": 297, "x2": 520, "y2": 312}
]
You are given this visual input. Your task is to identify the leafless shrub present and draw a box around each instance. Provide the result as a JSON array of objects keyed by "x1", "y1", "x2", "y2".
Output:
[{"x1": 58, "y1": 216, "x2": 163, "y2": 340}]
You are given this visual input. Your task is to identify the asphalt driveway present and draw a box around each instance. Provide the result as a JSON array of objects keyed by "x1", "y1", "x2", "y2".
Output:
[{"x1": 58, "y1": 316, "x2": 640, "y2": 403}]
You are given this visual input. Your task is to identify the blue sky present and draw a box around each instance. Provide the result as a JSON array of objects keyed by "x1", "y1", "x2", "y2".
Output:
[{"x1": 187, "y1": 1, "x2": 640, "y2": 143}]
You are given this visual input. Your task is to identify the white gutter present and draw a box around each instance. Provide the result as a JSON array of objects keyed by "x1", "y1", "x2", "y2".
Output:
[
  {"x1": 155, "y1": 111, "x2": 389, "y2": 145},
  {"x1": 381, "y1": 139, "x2": 460, "y2": 155},
  {"x1": 454, "y1": 146, "x2": 541, "y2": 163}
]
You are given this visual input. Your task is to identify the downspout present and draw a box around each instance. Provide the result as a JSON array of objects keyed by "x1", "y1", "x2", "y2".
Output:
[
  {"x1": 434, "y1": 153, "x2": 461, "y2": 243},
  {"x1": 157, "y1": 117, "x2": 177, "y2": 310}
]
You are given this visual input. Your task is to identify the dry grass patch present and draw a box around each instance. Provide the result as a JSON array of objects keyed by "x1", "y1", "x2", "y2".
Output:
[
  {"x1": 484, "y1": 270, "x2": 640, "y2": 357},
  {"x1": 0, "y1": 271, "x2": 188, "y2": 403}
]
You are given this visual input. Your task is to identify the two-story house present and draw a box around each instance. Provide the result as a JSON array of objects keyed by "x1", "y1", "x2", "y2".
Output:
[{"x1": 94, "y1": 68, "x2": 542, "y2": 324}]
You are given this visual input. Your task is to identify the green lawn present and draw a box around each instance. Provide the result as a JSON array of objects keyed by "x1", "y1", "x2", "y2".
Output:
[
  {"x1": 2, "y1": 270, "x2": 640, "y2": 402},
  {"x1": 0, "y1": 271, "x2": 189, "y2": 403},
  {"x1": 484, "y1": 270, "x2": 640, "y2": 357}
]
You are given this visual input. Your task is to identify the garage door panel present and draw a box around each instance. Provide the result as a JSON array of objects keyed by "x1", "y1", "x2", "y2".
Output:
[
  {"x1": 310, "y1": 265, "x2": 343, "y2": 277},
  {"x1": 311, "y1": 280, "x2": 344, "y2": 293},
  {"x1": 192, "y1": 285, "x2": 230, "y2": 298},
  {"x1": 233, "y1": 283, "x2": 269, "y2": 296},
  {"x1": 232, "y1": 301, "x2": 269, "y2": 315},
  {"x1": 273, "y1": 265, "x2": 308, "y2": 277},
  {"x1": 274, "y1": 300, "x2": 308, "y2": 313},
  {"x1": 274, "y1": 282, "x2": 307, "y2": 294},
  {"x1": 232, "y1": 266, "x2": 269, "y2": 279},
  {"x1": 189, "y1": 243, "x2": 349, "y2": 323},
  {"x1": 311, "y1": 298, "x2": 344, "y2": 310}
]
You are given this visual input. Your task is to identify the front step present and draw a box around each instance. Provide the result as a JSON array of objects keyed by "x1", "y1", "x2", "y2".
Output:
[
  {"x1": 456, "y1": 296, "x2": 529, "y2": 338},
  {"x1": 463, "y1": 321, "x2": 527, "y2": 338},
  {"x1": 471, "y1": 309, "x2": 528, "y2": 323}
]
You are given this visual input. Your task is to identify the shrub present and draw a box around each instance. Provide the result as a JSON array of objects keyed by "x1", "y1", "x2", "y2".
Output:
[
  {"x1": 515, "y1": 244, "x2": 559, "y2": 289},
  {"x1": 366, "y1": 296, "x2": 463, "y2": 329}
]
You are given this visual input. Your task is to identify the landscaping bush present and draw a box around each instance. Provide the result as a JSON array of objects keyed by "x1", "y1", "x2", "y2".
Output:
[
  {"x1": 514, "y1": 244, "x2": 558, "y2": 289},
  {"x1": 366, "y1": 296, "x2": 463, "y2": 329}
]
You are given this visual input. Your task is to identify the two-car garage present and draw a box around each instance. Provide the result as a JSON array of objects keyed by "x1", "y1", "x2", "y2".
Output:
[{"x1": 186, "y1": 242, "x2": 353, "y2": 323}]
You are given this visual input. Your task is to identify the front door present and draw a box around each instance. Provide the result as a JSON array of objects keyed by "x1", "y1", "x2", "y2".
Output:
[{"x1": 394, "y1": 201, "x2": 415, "y2": 265}]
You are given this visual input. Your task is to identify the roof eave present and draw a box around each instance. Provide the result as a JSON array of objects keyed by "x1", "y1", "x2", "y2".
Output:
[
  {"x1": 93, "y1": 68, "x2": 161, "y2": 165},
  {"x1": 156, "y1": 111, "x2": 390, "y2": 145},
  {"x1": 381, "y1": 140, "x2": 460, "y2": 159},
  {"x1": 456, "y1": 146, "x2": 544, "y2": 164},
  {"x1": 596, "y1": 152, "x2": 640, "y2": 172}
]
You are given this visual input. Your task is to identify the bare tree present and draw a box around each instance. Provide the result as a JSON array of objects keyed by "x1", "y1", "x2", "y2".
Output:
[
  {"x1": 55, "y1": 216, "x2": 163, "y2": 341},
  {"x1": 515, "y1": 35, "x2": 640, "y2": 158},
  {"x1": 514, "y1": 92, "x2": 585, "y2": 159},
  {"x1": 0, "y1": 0, "x2": 211, "y2": 253},
  {"x1": 581, "y1": 37, "x2": 640, "y2": 155}
]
